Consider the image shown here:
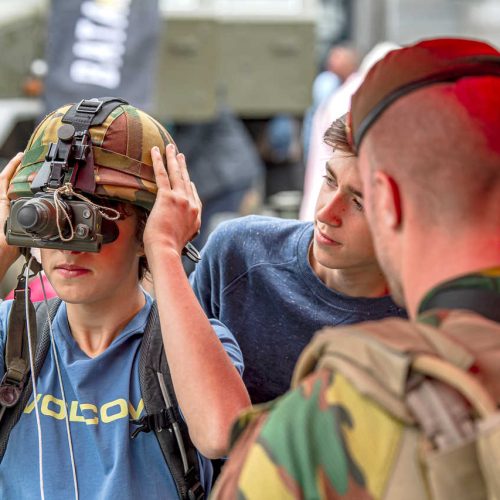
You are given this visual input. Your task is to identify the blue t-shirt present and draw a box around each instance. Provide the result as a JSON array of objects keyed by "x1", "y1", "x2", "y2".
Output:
[
  {"x1": 0, "y1": 293, "x2": 244, "y2": 499},
  {"x1": 190, "y1": 215, "x2": 406, "y2": 404}
]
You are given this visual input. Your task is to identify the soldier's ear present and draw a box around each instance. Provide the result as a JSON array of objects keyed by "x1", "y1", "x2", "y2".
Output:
[{"x1": 373, "y1": 171, "x2": 402, "y2": 230}]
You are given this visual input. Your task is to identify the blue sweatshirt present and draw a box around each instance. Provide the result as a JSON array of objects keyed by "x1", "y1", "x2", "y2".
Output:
[{"x1": 190, "y1": 215, "x2": 406, "y2": 403}]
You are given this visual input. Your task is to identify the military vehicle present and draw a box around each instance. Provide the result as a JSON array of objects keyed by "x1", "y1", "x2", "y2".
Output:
[{"x1": 0, "y1": 0, "x2": 318, "y2": 160}]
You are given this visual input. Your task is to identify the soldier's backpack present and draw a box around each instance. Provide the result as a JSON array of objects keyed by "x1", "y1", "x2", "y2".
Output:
[
  {"x1": 294, "y1": 308, "x2": 500, "y2": 500},
  {"x1": 0, "y1": 294, "x2": 204, "y2": 500}
]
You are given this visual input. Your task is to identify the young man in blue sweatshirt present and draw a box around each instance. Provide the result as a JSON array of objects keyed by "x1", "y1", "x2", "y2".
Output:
[{"x1": 190, "y1": 114, "x2": 405, "y2": 404}]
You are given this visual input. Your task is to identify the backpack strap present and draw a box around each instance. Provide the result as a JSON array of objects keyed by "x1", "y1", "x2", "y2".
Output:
[
  {"x1": 0, "y1": 256, "x2": 42, "y2": 416},
  {"x1": 0, "y1": 286, "x2": 37, "y2": 414},
  {"x1": 0, "y1": 297, "x2": 61, "y2": 461},
  {"x1": 134, "y1": 301, "x2": 204, "y2": 500}
]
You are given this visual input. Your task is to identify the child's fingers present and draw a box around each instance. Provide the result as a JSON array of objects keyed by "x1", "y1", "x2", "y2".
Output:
[
  {"x1": 0, "y1": 152, "x2": 23, "y2": 202},
  {"x1": 165, "y1": 144, "x2": 184, "y2": 190},
  {"x1": 151, "y1": 146, "x2": 171, "y2": 190}
]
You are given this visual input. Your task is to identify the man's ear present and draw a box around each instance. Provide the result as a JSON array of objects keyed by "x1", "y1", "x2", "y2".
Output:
[
  {"x1": 373, "y1": 171, "x2": 402, "y2": 229},
  {"x1": 136, "y1": 243, "x2": 145, "y2": 258}
]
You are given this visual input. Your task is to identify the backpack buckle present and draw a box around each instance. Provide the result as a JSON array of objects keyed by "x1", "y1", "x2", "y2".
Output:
[
  {"x1": 188, "y1": 483, "x2": 204, "y2": 500},
  {"x1": 0, "y1": 373, "x2": 24, "y2": 407},
  {"x1": 130, "y1": 408, "x2": 178, "y2": 439},
  {"x1": 186, "y1": 467, "x2": 204, "y2": 500}
]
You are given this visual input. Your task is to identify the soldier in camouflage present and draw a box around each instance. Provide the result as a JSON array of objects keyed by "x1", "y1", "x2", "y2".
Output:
[{"x1": 212, "y1": 38, "x2": 500, "y2": 499}]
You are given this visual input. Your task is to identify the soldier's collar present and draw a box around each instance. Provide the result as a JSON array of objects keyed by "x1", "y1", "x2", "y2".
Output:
[{"x1": 418, "y1": 267, "x2": 500, "y2": 323}]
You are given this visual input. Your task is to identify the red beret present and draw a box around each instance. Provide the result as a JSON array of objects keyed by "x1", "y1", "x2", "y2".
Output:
[{"x1": 349, "y1": 38, "x2": 500, "y2": 150}]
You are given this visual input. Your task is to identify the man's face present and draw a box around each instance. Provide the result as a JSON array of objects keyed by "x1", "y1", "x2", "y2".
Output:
[
  {"x1": 310, "y1": 150, "x2": 378, "y2": 271},
  {"x1": 358, "y1": 147, "x2": 405, "y2": 305},
  {"x1": 41, "y1": 209, "x2": 142, "y2": 305}
]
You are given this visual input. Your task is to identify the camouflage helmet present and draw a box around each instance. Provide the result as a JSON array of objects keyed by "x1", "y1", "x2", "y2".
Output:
[{"x1": 8, "y1": 100, "x2": 175, "y2": 210}]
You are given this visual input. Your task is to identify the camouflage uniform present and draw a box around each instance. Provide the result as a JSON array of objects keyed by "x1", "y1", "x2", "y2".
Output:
[{"x1": 211, "y1": 268, "x2": 500, "y2": 499}]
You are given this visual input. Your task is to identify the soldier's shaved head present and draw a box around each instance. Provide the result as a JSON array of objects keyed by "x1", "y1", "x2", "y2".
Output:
[
  {"x1": 363, "y1": 77, "x2": 500, "y2": 226},
  {"x1": 349, "y1": 38, "x2": 500, "y2": 316}
]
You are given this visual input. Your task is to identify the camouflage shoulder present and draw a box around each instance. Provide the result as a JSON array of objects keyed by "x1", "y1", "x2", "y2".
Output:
[
  {"x1": 222, "y1": 367, "x2": 404, "y2": 499},
  {"x1": 229, "y1": 400, "x2": 276, "y2": 448},
  {"x1": 216, "y1": 369, "x2": 364, "y2": 499}
]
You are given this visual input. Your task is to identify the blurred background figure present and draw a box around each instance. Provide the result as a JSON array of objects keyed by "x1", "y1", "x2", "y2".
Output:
[
  {"x1": 324, "y1": 44, "x2": 359, "y2": 82},
  {"x1": 300, "y1": 41, "x2": 399, "y2": 221},
  {"x1": 302, "y1": 43, "x2": 359, "y2": 161},
  {"x1": 172, "y1": 107, "x2": 265, "y2": 273}
]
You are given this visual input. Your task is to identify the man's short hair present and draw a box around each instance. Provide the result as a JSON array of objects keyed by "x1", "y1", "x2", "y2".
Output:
[{"x1": 323, "y1": 113, "x2": 354, "y2": 156}]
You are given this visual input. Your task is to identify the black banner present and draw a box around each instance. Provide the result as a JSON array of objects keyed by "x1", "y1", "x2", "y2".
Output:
[{"x1": 44, "y1": 0, "x2": 161, "y2": 112}]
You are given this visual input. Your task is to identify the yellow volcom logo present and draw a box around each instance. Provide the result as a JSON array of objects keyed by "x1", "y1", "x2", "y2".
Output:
[{"x1": 24, "y1": 394, "x2": 144, "y2": 425}]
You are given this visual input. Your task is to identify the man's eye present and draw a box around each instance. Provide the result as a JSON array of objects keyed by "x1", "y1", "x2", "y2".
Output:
[
  {"x1": 322, "y1": 175, "x2": 336, "y2": 187},
  {"x1": 353, "y1": 199, "x2": 364, "y2": 211}
]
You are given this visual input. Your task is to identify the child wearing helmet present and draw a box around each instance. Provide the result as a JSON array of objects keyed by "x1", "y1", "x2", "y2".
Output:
[{"x1": 0, "y1": 99, "x2": 250, "y2": 499}]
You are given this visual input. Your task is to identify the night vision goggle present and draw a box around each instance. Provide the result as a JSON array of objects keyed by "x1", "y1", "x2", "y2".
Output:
[{"x1": 4, "y1": 97, "x2": 200, "y2": 261}]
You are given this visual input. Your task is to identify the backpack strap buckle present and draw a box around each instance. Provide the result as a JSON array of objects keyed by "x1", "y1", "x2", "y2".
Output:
[
  {"x1": 186, "y1": 467, "x2": 204, "y2": 500},
  {"x1": 182, "y1": 242, "x2": 201, "y2": 264},
  {"x1": 188, "y1": 482, "x2": 204, "y2": 500},
  {"x1": 0, "y1": 370, "x2": 25, "y2": 407},
  {"x1": 130, "y1": 407, "x2": 179, "y2": 439}
]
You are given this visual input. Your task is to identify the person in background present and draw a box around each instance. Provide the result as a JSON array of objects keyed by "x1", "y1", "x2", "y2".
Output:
[{"x1": 302, "y1": 44, "x2": 360, "y2": 161}]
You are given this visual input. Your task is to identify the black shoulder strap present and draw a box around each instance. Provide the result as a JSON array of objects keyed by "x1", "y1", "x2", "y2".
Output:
[
  {"x1": 0, "y1": 298, "x2": 61, "y2": 461},
  {"x1": 0, "y1": 256, "x2": 43, "y2": 414},
  {"x1": 0, "y1": 289, "x2": 37, "y2": 411},
  {"x1": 420, "y1": 287, "x2": 500, "y2": 323},
  {"x1": 136, "y1": 301, "x2": 204, "y2": 500}
]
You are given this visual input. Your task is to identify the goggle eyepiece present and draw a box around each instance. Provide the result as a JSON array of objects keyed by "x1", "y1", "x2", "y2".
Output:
[{"x1": 16, "y1": 198, "x2": 67, "y2": 238}]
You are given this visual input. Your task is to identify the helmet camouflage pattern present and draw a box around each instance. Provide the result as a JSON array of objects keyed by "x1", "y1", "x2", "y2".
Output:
[{"x1": 7, "y1": 102, "x2": 175, "y2": 210}]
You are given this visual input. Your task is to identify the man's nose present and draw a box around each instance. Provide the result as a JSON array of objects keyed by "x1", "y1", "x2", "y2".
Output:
[{"x1": 318, "y1": 193, "x2": 344, "y2": 227}]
